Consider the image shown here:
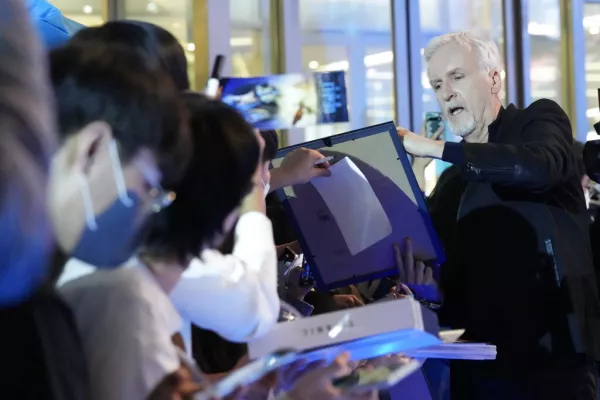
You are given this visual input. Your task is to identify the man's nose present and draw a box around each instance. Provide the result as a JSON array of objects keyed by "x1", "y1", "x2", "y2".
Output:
[{"x1": 442, "y1": 88, "x2": 455, "y2": 102}]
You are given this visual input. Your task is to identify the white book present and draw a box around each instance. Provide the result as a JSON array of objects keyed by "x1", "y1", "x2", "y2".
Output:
[{"x1": 248, "y1": 298, "x2": 441, "y2": 362}]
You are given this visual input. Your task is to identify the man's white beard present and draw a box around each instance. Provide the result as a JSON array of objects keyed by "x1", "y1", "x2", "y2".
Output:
[{"x1": 448, "y1": 113, "x2": 477, "y2": 138}]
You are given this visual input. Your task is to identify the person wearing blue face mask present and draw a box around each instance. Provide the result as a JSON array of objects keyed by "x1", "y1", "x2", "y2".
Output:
[
  {"x1": 6, "y1": 42, "x2": 189, "y2": 400},
  {"x1": 47, "y1": 44, "x2": 189, "y2": 278},
  {"x1": 0, "y1": 6, "x2": 189, "y2": 400}
]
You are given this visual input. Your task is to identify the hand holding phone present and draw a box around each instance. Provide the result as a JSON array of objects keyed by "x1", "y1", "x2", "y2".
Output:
[
  {"x1": 299, "y1": 258, "x2": 315, "y2": 287},
  {"x1": 285, "y1": 256, "x2": 316, "y2": 301},
  {"x1": 424, "y1": 112, "x2": 444, "y2": 140}
]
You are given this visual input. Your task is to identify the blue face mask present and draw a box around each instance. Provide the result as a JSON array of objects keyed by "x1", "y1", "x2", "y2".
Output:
[
  {"x1": 70, "y1": 139, "x2": 145, "y2": 268},
  {"x1": 71, "y1": 192, "x2": 142, "y2": 268}
]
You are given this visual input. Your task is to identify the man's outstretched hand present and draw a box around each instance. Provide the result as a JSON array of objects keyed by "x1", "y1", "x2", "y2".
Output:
[
  {"x1": 393, "y1": 238, "x2": 441, "y2": 302},
  {"x1": 397, "y1": 127, "x2": 445, "y2": 159}
]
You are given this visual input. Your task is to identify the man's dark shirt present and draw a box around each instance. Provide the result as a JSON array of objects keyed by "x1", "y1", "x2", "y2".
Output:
[{"x1": 436, "y1": 100, "x2": 600, "y2": 377}]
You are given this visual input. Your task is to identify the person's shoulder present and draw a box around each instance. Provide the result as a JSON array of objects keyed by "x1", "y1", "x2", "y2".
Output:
[
  {"x1": 61, "y1": 267, "x2": 174, "y2": 329},
  {"x1": 516, "y1": 99, "x2": 571, "y2": 137},
  {"x1": 523, "y1": 98, "x2": 570, "y2": 121},
  {"x1": 60, "y1": 267, "x2": 147, "y2": 300}
]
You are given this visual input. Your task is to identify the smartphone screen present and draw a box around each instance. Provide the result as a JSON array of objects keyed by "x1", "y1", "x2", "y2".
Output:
[
  {"x1": 279, "y1": 248, "x2": 300, "y2": 279},
  {"x1": 299, "y1": 257, "x2": 315, "y2": 286},
  {"x1": 425, "y1": 112, "x2": 443, "y2": 139},
  {"x1": 279, "y1": 247, "x2": 297, "y2": 265}
]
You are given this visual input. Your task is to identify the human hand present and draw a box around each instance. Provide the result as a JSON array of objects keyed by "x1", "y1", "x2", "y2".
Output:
[
  {"x1": 397, "y1": 126, "x2": 445, "y2": 159},
  {"x1": 277, "y1": 360, "x2": 324, "y2": 392},
  {"x1": 276, "y1": 241, "x2": 301, "y2": 257},
  {"x1": 228, "y1": 360, "x2": 324, "y2": 400},
  {"x1": 147, "y1": 365, "x2": 207, "y2": 400},
  {"x1": 393, "y1": 238, "x2": 440, "y2": 302},
  {"x1": 359, "y1": 353, "x2": 412, "y2": 370},
  {"x1": 387, "y1": 283, "x2": 413, "y2": 300},
  {"x1": 333, "y1": 294, "x2": 364, "y2": 309},
  {"x1": 412, "y1": 122, "x2": 444, "y2": 172},
  {"x1": 275, "y1": 148, "x2": 332, "y2": 187},
  {"x1": 286, "y1": 267, "x2": 316, "y2": 301},
  {"x1": 286, "y1": 353, "x2": 352, "y2": 400}
]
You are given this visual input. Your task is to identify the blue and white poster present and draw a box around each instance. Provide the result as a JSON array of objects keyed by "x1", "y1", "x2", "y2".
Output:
[{"x1": 220, "y1": 71, "x2": 349, "y2": 130}]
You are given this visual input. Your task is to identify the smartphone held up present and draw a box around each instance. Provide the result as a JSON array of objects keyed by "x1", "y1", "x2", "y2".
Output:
[{"x1": 425, "y1": 112, "x2": 444, "y2": 139}]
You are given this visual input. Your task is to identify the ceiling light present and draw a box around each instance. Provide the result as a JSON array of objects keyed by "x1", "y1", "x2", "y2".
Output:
[
  {"x1": 584, "y1": 14, "x2": 600, "y2": 28},
  {"x1": 146, "y1": 2, "x2": 159, "y2": 13},
  {"x1": 590, "y1": 26, "x2": 600, "y2": 35},
  {"x1": 230, "y1": 37, "x2": 253, "y2": 47},
  {"x1": 364, "y1": 51, "x2": 394, "y2": 67},
  {"x1": 527, "y1": 22, "x2": 559, "y2": 38},
  {"x1": 587, "y1": 108, "x2": 600, "y2": 118},
  {"x1": 308, "y1": 61, "x2": 319, "y2": 69},
  {"x1": 321, "y1": 60, "x2": 349, "y2": 71},
  {"x1": 318, "y1": 51, "x2": 394, "y2": 73},
  {"x1": 83, "y1": 5, "x2": 93, "y2": 14}
]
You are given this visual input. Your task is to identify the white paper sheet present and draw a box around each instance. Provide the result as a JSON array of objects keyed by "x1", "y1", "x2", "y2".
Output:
[{"x1": 311, "y1": 156, "x2": 392, "y2": 255}]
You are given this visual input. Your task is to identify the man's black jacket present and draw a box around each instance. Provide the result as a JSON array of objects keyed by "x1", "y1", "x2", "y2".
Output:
[{"x1": 435, "y1": 99, "x2": 600, "y2": 376}]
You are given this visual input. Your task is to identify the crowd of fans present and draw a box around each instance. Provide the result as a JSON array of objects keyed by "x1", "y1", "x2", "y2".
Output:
[{"x1": 3, "y1": 1, "x2": 600, "y2": 399}]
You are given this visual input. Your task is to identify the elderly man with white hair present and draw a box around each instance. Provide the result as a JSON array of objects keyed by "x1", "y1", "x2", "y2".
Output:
[{"x1": 399, "y1": 32, "x2": 600, "y2": 399}]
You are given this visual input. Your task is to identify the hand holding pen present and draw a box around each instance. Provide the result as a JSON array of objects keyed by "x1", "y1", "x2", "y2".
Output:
[
  {"x1": 314, "y1": 156, "x2": 334, "y2": 166},
  {"x1": 271, "y1": 148, "x2": 333, "y2": 190}
]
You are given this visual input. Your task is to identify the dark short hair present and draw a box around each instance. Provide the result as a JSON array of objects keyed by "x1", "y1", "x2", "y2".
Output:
[
  {"x1": 142, "y1": 93, "x2": 259, "y2": 262},
  {"x1": 49, "y1": 44, "x2": 189, "y2": 187},
  {"x1": 69, "y1": 21, "x2": 190, "y2": 91}
]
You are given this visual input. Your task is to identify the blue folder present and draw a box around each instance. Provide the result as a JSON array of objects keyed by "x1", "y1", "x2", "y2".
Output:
[{"x1": 271, "y1": 121, "x2": 445, "y2": 290}]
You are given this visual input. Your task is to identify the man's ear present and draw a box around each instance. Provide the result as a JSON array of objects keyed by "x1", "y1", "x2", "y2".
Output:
[
  {"x1": 73, "y1": 121, "x2": 113, "y2": 175},
  {"x1": 490, "y1": 70, "x2": 502, "y2": 95}
]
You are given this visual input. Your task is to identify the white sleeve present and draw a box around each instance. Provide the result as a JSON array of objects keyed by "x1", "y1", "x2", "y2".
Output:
[{"x1": 170, "y1": 212, "x2": 280, "y2": 342}]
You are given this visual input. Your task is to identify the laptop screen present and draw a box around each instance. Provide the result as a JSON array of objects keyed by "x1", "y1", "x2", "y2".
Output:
[{"x1": 271, "y1": 122, "x2": 444, "y2": 290}]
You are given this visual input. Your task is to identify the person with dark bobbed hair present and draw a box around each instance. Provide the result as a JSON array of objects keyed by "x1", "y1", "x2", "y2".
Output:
[
  {"x1": 69, "y1": 20, "x2": 190, "y2": 91},
  {"x1": 59, "y1": 93, "x2": 261, "y2": 399}
]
